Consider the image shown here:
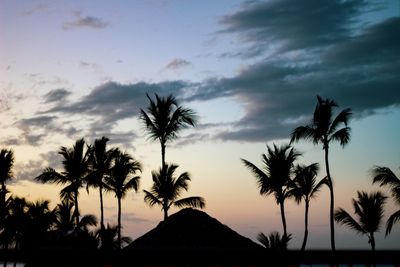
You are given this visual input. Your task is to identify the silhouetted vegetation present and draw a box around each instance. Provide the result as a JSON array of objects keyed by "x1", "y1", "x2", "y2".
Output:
[
  {"x1": 257, "y1": 231, "x2": 291, "y2": 251},
  {"x1": 143, "y1": 164, "x2": 205, "y2": 220},
  {"x1": 335, "y1": 191, "x2": 387, "y2": 251},
  {"x1": 290, "y1": 95, "x2": 352, "y2": 251},
  {"x1": 288, "y1": 163, "x2": 328, "y2": 250},
  {"x1": 0, "y1": 93, "x2": 398, "y2": 266},
  {"x1": 371, "y1": 165, "x2": 400, "y2": 235},
  {"x1": 241, "y1": 144, "x2": 300, "y2": 239}
]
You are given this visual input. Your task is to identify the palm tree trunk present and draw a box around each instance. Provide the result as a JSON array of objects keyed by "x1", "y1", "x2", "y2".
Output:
[
  {"x1": 99, "y1": 185, "x2": 105, "y2": 231},
  {"x1": 163, "y1": 201, "x2": 168, "y2": 221},
  {"x1": 324, "y1": 144, "x2": 336, "y2": 251},
  {"x1": 301, "y1": 200, "x2": 310, "y2": 251},
  {"x1": 117, "y1": 196, "x2": 122, "y2": 249},
  {"x1": 74, "y1": 189, "x2": 80, "y2": 228},
  {"x1": 370, "y1": 232, "x2": 375, "y2": 251},
  {"x1": 279, "y1": 200, "x2": 288, "y2": 239},
  {"x1": 161, "y1": 141, "x2": 166, "y2": 168}
]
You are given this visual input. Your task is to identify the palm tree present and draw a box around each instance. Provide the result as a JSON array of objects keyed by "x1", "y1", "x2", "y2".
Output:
[
  {"x1": 241, "y1": 144, "x2": 300, "y2": 238},
  {"x1": 105, "y1": 149, "x2": 141, "y2": 249},
  {"x1": 139, "y1": 93, "x2": 197, "y2": 168},
  {"x1": 53, "y1": 199, "x2": 75, "y2": 237},
  {"x1": 36, "y1": 138, "x2": 90, "y2": 227},
  {"x1": 257, "y1": 231, "x2": 292, "y2": 251},
  {"x1": 371, "y1": 165, "x2": 400, "y2": 235},
  {"x1": 289, "y1": 163, "x2": 328, "y2": 250},
  {"x1": 335, "y1": 191, "x2": 386, "y2": 251},
  {"x1": 290, "y1": 95, "x2": 351, "y2": 250},
  {"x1": 87, "y1": 136, "x2": 116, "y2": 232},
  {"x1": 143, "y1": 164, "x2": 205, "y2": 221},
  {"x1": 96, "y1": 224, "x2": 132, "y2": 250},
  {"x1": 0, "y1": 149, "x2": 14, "y2": 224}
]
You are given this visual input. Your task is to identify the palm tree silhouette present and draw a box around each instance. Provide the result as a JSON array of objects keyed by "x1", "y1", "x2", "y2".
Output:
[
  {"x1": 290, "y1": 95, "x2": 351, "y2": 250},
  {"x1": 143, "y1": 164, "x2": 205, "y2": 221},
  {"x1": 139, "y1": 93, "x2": 197, "y2": 168},
  {"x1": 54, "y1": 198, "x2": 75, "y2": 237},
  {"x1": 371, "y1": 165, "x2": 400, "y2": 235},
  {"x1": 241, "y1": 144, "x2": 300, "y2": 238},
  {"x1": 105, "y1": 149, "x2": 141, "y2": 249},
  {"x1": 289, "y1": 163, "x2": 328, "y2": 250},
  {"x1": 87, "y1": 136, "x2": 116, "y2": 232},
  {"x1": 335, "y1": 191, "x2": 386, "y2": 251},
  {"x1": 96, "y1": 224, "x2": 132, "y2": 250},
  {"x1": 0, "y1": 149, "x2": 14, "y2": 228},
  {"x1": 36, "y1": 138, "x2": 90, "y2": 228},
  {"x1": 257, "y1": 231, "x2": 291, "y2": 251}
]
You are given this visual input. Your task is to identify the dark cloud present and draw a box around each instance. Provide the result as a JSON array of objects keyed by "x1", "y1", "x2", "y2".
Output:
[
  {"x1": 46, "y1": 81, "x2": 195, "y2": 126},
  {"x1": 43, "y1": 88, "x2": 71, "y2": 103},
  {"x1": 165, "y1": 58, "x2": 191, "y2": 70},
  {"x1": 63, "y1": 12, "x2": 108, "y2": 30},
  {"x1": 218, "y1": 0, "x2": 372, "y2": 56},
  {"x1": 16, "y1": 116, "x2": 57, "y2": 131},
  {"x1": 185, "y1": 15, "x2": 400, "y2": 142}
]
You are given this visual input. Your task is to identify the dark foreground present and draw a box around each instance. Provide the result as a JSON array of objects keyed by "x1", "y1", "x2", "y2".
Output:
[{"x1": 0, "y1": 249, "x2": 399, "y2": 267}]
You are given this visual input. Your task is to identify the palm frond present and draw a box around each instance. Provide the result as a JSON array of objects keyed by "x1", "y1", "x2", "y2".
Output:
[
  {"x1": 35, "y1": 168, "x2": 65, "y2": 184},
  {"x1": 386, "y1": 209, "x2": 400, "y2": 236},
  {"x1": 371, "y1": 166, "x2": 400, "y2": 192},
  {"x1": 256, "y1": 232, "x2": 270, "y2": 248},
  {"x1": 124, "y1": 176, "x2": 140, "y2": 193},
  {"x1": 290, "y1": 125, "x2": 316, "y2": 145},
  {"x1": 329, "y1": 127, "x2": 351, "y2": 147},
  {"x1": 329, "y1": 108, "x2": 352, "y2": 134},
  {"x1": 310, "y1": 176, "x2": 329, "y2": 199},
  {"x1": 241, "y1": 158, "x2": 270, "y2": 195},
  {"x1": 335, "y1": 208, "x2": 366, "y2": 234},
  {"x1": 173, "y1": 196, "x2": 205, "y2": 209},
  {"x1": 143, "y1": 190, "x2": 162, "y2": 207}
]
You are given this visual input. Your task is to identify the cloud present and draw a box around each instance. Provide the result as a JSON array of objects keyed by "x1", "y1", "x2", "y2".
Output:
[
  {"x1": 218, "y1": 0, "x2": 373, "y2": 57},
  {"x1": 45, "y1": 81, "x2": 195, "y2": 126},
  {"x1": 63, "y1": 12, "x2": 109, "y2": 30},
  {"x1": 15, "y1": 151, "x2": 62, "y2": 182},
  {"x1": 185, "y1": 16, "x2": 400, "y2": 142},
  {"x1": 165, "y1": 58, "x2": 191, "y2": 70},
  {"x1": 22, "y1": 3, "x2": 49, "y2": 16},
  {"x1": 43, "y1": 88, "x2": 71, "y2": 103}
]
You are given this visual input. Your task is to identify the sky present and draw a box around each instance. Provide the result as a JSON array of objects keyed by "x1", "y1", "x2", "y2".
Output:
[{"x1": 1, "y1": 0, "x2": 399, "y2": 249}]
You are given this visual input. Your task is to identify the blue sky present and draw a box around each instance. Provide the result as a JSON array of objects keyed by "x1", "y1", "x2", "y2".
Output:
[{"x1": 1, "y1": 0, "x2": 399, "y2": 249}]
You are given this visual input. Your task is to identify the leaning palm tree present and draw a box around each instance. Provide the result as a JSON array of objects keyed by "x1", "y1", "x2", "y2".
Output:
[
  {"x1": 139, "y1": 93, "x2": 197, "y2": 168},
  {"x1": 371, "y1": 165, "x2": 400, "y2": 235},
  {"x1": 87, "y1": 136, "x2": 116, "y2": 232},
  {"x1": 291, "y1": 95, "x2": 351, "y2": 250},
  {"x1": 143, "y1": 163, "x2": 205, "y2": 221},
  {"x1": 289, "y1": 163, "x2": 328, "y2": 250},
  {"x1": 335, "y1": 191, "x2": 386, "y2": 251},
  {"x1": 105, "y1": 149, "x2": 141, "y2": 249},
  {"x1": 36, "y1": 138, "x2": 90, "y2": 227},
  {"x1": 241, "y1": 144, "x2": 300, "y2": 238}
]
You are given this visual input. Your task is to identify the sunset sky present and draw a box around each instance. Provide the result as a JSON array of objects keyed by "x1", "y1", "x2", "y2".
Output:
[{"x1": 1, "y1": 0, "x2": 399, "y2": 249}]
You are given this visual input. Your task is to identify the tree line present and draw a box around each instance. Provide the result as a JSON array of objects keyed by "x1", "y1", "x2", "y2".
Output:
[
  {"x1": 242, "y1": 96, "x2": 400, "y2": 251},
  {"x1": 0, "y1": 94, "x2": 399, "y2": 254},
  {"x1": 0, "y1": 93, "x2": 204, "y2": 253}
]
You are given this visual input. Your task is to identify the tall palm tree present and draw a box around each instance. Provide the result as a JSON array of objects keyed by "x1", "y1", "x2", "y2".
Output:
[
  {"x1": 335, "y1": 191, "x2": 386, "y2": 251},
  {"x1": 36, "y1": 138, "x2": 90, "y2": 227},
  {"x1": 290, "y1": 95, "x2": 351, "y2": 250},
  {"x1": 87, "y1": 136, "x2": 116, "y2": 231},
  {"x1": 241, "y1": 144, "x2": 300, "y2": 238},
  {"x1": 143, "y1": 164, "x2": 205, "y2": 221},
  {"x1": 105, "y1": 149, "x2": 141, "y2": 249},
  {"x1": 371, "y1": 165, "x2": 400, "y2": 235},
  {"x1": 139, "y1": 93, "x2": 197, "y2": 168},
  {"x1": 289, "y1": 163, "x2": 328, "y2": 250}
]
